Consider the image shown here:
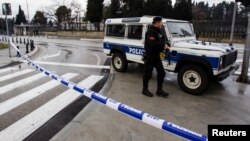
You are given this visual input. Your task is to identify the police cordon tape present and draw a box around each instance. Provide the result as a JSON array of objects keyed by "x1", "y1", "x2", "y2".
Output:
[{"x1": 10, "y1": 41, "x2": 208, "y2": 141}]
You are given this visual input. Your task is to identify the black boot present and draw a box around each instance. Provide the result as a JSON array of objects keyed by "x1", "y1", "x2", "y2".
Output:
[
  {"x1": 156, "y1": 88, "x2": 169, "y2": 98},
  {"x1": 142, "y1": 87, "x2": 154, "y2": 97}
]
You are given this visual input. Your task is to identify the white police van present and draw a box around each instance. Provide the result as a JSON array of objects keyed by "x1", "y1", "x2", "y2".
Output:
[{"x1": 103, "y1": 16, "x2": 239, "y2": 95}]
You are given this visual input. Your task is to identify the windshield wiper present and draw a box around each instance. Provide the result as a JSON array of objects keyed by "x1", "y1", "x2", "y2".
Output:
[
  {"x1": 183, "y1": 33, "x2": 192, "y2": 37},
  {"x1": 171, "y1": 32, "x2": 185, "y2": 37}
]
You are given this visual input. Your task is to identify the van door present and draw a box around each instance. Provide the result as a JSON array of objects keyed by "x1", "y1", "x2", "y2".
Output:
[{"x1": 126, "y1": 24, "x2": 144, "y2": 63}]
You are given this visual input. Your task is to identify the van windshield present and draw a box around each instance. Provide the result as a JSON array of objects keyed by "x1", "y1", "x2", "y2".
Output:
[{"x1": 166, "y1": 22, "x2": 194, "y2": 37}]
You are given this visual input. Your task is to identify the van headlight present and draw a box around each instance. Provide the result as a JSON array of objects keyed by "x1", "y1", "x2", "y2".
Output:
[
  {"x1": 219, "y1": 57, "x2": 223, "y2": 70},
  {"x1": 220, "y1": 57, "x2": 223, "y2": 66}
]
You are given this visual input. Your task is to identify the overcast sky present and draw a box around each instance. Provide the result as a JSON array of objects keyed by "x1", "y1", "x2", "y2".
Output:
[{"x1": 0, "y1": 0, "x2": 234, "y2": 20}]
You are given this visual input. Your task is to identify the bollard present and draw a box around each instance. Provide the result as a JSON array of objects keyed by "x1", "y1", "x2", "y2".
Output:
[
  {"x1": 4, "y1": 37, "x2": 7, "y2": 42},
  {"x1": 24, "y1": 38, "x2": 26, "y2": 44},
  {"x1": 26, "y1": 44, "x2": 29, "y2": 54},
  {"x1": 30, "y1": 40, "x2": 34, "y2": 51},
  {"x1": 16, "y1": 46, "x2": 21, "y2": 57},
  {"x1": 20, "y1": 38, "x2": 22, "y2": 44},
  {"x1": 16, "y1": 37, "x2": 18, "y2": 43},
  {"x1": 12, "y1": 37, "x2": 14, "y2": 43}
]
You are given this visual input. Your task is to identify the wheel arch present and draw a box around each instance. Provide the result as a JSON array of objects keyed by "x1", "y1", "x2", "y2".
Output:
[
  {"x1": 110, "y1": 47, "x2": 127, "y2": 60},
  {"x1": 175, "y1": 57, "x2": 214, "y2": 77}
]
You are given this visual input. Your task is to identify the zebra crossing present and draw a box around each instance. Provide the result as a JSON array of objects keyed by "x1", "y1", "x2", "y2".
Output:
[{"x1": 0, "y1": 66, "x2": 104, "y2": 141}]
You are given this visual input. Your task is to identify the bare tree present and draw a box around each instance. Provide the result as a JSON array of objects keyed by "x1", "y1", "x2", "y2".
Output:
[
  {"x1": 70, "y1": 0, "x2": 85, "y2": 30},
  {"x1": 43, "y1": 5, "x2": 58, "y2": 23},
  {"x1": 42, "y1": 0, "x2": 74, "y2": 28}
]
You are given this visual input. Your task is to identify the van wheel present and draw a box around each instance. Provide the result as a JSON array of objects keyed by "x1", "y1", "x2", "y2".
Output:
[
  {"x1": 112, "y1": 53, "x2": 128, "y2": 72},
  {"x1": 178, "y1": 65, "x2": 209, "y2": 95}
]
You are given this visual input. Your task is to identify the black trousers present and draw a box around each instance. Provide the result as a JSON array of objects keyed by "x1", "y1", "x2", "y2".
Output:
[{"x1": 143, "y1": 59, "x2": 166, "y2": 89}]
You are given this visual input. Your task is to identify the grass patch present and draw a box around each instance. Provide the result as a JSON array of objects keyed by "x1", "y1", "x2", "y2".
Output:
[{"x1": 0, "y1": 43, "x2": 8, "y2": 49}]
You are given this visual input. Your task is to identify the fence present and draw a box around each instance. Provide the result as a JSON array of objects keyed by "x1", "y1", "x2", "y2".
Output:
[
  {"x1": 45, "y1": 22, "x2": 105, "y2": 32},
  {"x1": 193, "y1": 19, "x2": 248, "y2": 40}
]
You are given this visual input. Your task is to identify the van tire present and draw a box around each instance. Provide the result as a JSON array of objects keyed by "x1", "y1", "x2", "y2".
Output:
[
  {"x1": 112, "y1": 53, "x2": 128, "y2": 72},
  {"x1": 178, "y1": 65, "x2": 209, "y2": 95}
]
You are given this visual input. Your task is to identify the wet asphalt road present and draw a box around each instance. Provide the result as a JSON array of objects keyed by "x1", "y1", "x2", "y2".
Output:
[{"x1": 48, "y1": 41, "x2": 250, "y2": 141}]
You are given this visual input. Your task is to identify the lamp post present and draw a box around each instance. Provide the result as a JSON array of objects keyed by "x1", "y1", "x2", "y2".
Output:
[
  {"x1": 5, "y1": 13, "x2": 11, "y2": 57},
  {"x1": 26, "y1": 0, "x2": 30, "y2": 36},
  {"x1": 229, "y1": 1, "x2": 238, "y2": 46},
  {"x1": 2, "y1": 3, "x2": 12, "y2": 57},
  {"x1": 237, "y1": 0, "x2": 250, "y2": 83}
]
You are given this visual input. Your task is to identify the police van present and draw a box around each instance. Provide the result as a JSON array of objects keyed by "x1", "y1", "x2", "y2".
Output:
[{"x1": 103, "y1": 16, "x2": 239, "y2": 95}]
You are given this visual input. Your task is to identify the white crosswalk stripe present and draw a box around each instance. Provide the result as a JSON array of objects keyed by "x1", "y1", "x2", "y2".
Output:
[
  {"x1": 0, "y1": 68, "x2": 17, "y2": 74},
  {"x1": 234, "y1": 71, "x2": 250, "y2": 76},
  {"x1": 0, "y1": 73, "x2": 45, "y2": 95},
  {"x1": 0, "y1": 69, "x2": 34, "y2": 81},
  {"x1": 0, "y1": 75, "x2": 103, "y2": 141},
  {"x1": 0, "y1": 73, "x2": 78, "y2": 115},
  {"x1": 0, "y1": 66, "x2": 105, "y2": 140}
]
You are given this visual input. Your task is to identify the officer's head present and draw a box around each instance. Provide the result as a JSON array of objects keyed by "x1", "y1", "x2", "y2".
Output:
[{"x1": 152, "y1": 16, "x2": 163, "y2": 29}]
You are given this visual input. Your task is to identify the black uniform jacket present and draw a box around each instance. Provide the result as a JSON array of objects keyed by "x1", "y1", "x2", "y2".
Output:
[{"x1": 144, "y1": 26, "x2": 165, "y2": 61}]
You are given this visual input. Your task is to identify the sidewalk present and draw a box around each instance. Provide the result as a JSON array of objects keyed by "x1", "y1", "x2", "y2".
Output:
[{"x1": 0, "y1": 41, "x2": 37, "y2": 68}]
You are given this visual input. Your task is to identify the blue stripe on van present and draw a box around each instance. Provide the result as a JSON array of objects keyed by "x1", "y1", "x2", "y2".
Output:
[{"x1": 104, "y1": 42, "x2": 219, "y2": 69}]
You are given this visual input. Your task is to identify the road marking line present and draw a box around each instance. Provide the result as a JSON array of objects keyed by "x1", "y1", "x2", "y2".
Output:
[
  {"x1": 43, "y1": 50, "x2": 61, "y2": 60},
  {"x1": 234, "y1": 71, "x2": 250, "y2": 76},
  {"x1": 20, "y1": 60, "x2": 110, "y2": 69},
  {"x1": 0, "y1": 75, "x2": 103, "y2": 141},
  {"x1": 0, "y1": 69, "x2": 34, "y2": 81},
  {"x1": 93, "y1": 53, "x2": 101, "y2": 65},
  {"x1": 0, "y1": 73, "x2": 78, "y2": 115},
  {"x1": 0, "y1": 73, "x2": 45, "y2": 95},
  {"x1": 236, "y1": 59, "x2": 242, "y2": 63},
  {"x1": 0, "y1": 68, "x2": 17, "y2": 74}
]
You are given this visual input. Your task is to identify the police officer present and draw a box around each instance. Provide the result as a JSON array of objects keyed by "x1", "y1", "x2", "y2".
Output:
[{"x1": 142, "y1": 16, "x2": 170, "y2": 98}]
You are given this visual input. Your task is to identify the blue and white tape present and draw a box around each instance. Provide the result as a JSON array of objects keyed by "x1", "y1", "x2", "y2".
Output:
[{"x1": 10, "y1": 41, "x2": 208, "y2": 141}]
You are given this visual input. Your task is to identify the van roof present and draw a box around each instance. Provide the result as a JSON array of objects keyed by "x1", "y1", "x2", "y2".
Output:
[{"x1": 105, "y1": 16, "x2": 188, "y2": 24}]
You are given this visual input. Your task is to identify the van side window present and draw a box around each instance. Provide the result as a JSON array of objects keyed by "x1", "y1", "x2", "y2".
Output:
[
  {"x1": 128, "y1": 25, "x2": 143, "y2": 40},
  {"x1": 106, "y1": 25, "x2": 125, "y2": 37}
]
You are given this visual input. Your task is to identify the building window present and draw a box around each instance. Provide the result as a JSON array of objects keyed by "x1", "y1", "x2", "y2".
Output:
[
  {"x1": 106, "y1": 25, "x2": 125, "y2": 37},
  {"x1": 128, "y1": 25, "x2": 143, "y2": 40}
]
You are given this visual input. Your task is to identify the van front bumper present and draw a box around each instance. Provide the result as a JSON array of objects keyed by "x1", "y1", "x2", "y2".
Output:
[{"x1": 217, "y1": 63, "x2": 240, "y2": 81}]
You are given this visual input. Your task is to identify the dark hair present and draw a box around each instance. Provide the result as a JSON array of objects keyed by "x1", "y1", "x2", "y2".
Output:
[{"x1": 152, "y1": 16, "x2": 163, "y2": 24}]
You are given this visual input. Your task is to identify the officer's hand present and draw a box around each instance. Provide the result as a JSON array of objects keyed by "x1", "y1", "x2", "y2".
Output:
[{"x1": 164, "y1": 44, "x2": 171, "y2": 50}]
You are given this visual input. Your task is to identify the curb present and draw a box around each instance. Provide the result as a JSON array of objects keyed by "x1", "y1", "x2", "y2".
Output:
[
  {"x1": 50, "y1": 72, "x2": 114, "y2": 141},
  {"x1": 11, "y1": 46, "x2": 39, "y2": 62},
  {"x1": 25, "y1": 45, "x2": 39, "y2": 58}
]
